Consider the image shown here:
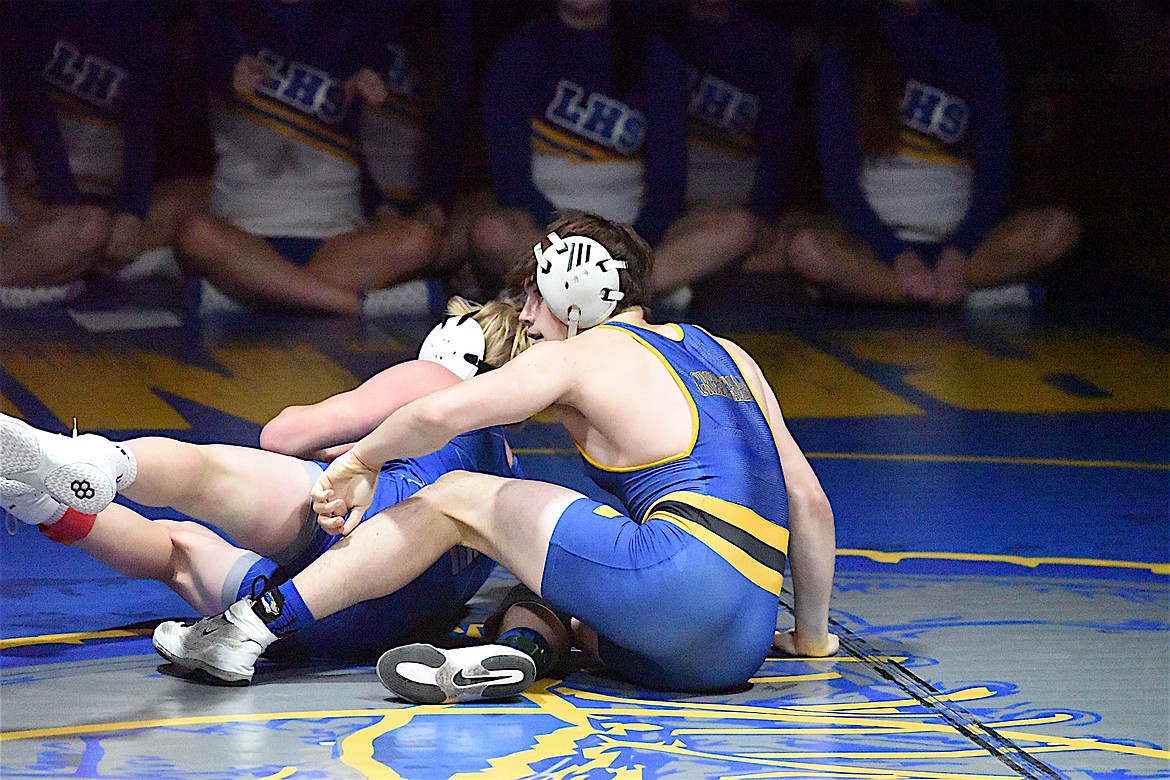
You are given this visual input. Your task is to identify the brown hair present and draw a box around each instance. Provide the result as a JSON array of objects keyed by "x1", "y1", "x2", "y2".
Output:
[
  {"x1": 503, "y1": 210, "x2": 655, "y2": 314},
  {"x1": 444, "y1": 296, "x2": 531, "y2": 369}
]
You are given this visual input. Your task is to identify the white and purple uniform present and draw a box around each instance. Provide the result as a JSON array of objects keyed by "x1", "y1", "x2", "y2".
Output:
[
  {"x1": 197, "y1": 0, "x2": 376, "y2": 240},
  {"x1": 1, "y1": 0, "x2": 166, "y2": 219},
  {"x1": 817, "y1": 2, "x2": 1010, "y2": 265},
  {"x1": 671, "y1": 10, "x2": 795, "y2": 220},
  {"x1": 481, "y1": 13, "x2": 689, "y2": 246},
  {"x1": 358, "y1": 0, "x2": 471, "y2": 214}
]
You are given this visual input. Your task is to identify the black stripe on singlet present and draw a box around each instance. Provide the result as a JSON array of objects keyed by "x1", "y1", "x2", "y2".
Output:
[{"x1": 650, "y1": 499, "x2": 788, "y2": 577}]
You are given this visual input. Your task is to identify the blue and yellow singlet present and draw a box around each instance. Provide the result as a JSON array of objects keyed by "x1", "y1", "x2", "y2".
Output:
[{"x1": 579, "y1": 321, "x2": 789, "y2": 595}]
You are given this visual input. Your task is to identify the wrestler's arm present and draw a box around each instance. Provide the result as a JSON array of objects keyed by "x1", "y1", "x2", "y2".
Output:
[
  {"x1": 351, "y1": 342, "x2": 575, "y2": 466},
  {"x1": 720, "y1": 338, "x2": 839, "y2": 657},
  {"x1": 259, "y1": 359, "x2": 461, "y2": 459},
  {"x1": 313, "y1": 342, "x2": 576, "y2": 531}
]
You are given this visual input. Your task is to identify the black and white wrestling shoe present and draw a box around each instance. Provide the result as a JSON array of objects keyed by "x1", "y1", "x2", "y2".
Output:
[{"x1": 376, "y1": 643, "x2": 536, "y2": 704}]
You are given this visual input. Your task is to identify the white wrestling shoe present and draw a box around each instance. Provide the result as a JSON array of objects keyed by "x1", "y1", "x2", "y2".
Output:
[
  {"x1": 2, "y1": 490, "x2": 68, "y2": 526},
  {"x1": 376, "y1": 643, "x2": 537, "y2": 704},
  {"x1": 152, "y1": 598, "x2": 278, "y2": 686},
  {"x1": 0, "y1": 413, "x2": 136, "y2": 514}
]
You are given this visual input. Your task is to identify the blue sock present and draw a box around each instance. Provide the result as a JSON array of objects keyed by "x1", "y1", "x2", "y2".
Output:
[
  {"x1": 250, "y1": 580, "x2": 315, "y2": 637},
  {"x1": 497, "y1": 627, "x2": 553, "y2": 677}
]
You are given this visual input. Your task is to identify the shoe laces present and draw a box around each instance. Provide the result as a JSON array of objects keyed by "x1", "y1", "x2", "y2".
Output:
[{"x1": 249, "y1": 574, "x2": 271, "y2": 601}]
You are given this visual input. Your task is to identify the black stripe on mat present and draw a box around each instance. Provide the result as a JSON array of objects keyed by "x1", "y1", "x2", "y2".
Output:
[{"x1": 778, "y1": 597, "x2": 1065, "y2": 780}]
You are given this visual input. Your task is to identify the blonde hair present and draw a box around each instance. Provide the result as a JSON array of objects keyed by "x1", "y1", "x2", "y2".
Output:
[{"x1": 444, "y1": 296, "x2": 530, "y2": 369}]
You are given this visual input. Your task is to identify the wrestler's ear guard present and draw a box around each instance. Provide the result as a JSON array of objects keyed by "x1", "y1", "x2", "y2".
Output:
[
  {"x1": 534, "y1": 232, "x2": 626, "y2": 337},
  {"x1": 418, "y1": 312, "x2": 489, "y2": 380}
]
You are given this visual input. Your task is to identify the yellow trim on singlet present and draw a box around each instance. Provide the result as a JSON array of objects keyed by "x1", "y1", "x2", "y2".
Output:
[
  {"x1": 571, "y1": 323, "x2": 699, "y2": 473},
  {"x1": 646, "y1": 491, "x2": 788, "y2": 596},
  {"x1": 592, "y1": 504, "x2": 622, "y2": 518}
]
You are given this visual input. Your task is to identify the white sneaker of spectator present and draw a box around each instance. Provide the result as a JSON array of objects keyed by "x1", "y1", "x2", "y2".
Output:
[
  {"x1": 361, "y1": 278, "x2": 442, "y2": 318},
  {"x1": 963, "y1": 283, "x2": 1036, "y2": 310},
  {"x1": 0, "y1": 280, "x2": 86, "y2": 310},
  {"x1": 190, "y1": 279, "x2": 251, "y2": 315},
  {"x1": 116, "y1": 247, "x2": 183, "y2": 282},
  {"x1": 657, "y1": 285, "x2": 694, "y2": 311}
]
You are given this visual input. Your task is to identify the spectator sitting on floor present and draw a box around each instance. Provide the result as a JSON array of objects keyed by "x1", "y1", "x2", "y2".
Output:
[
  {"x1": 787, "y1": 0, "x2": 1080, "y2": 308},
  {"x1": 0, "y1": 0, "x2": 205, "y2": 308},
  {"x1": 175, "y1": 0, "x2": 442, "y2": 316},
  {"x1": 471, "y1": 0, "x2": 758, "y2": 305}
]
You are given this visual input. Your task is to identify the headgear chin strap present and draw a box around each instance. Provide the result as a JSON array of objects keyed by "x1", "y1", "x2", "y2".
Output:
[
  {"x1": 417, "y1": 312, "x2": 489, "y2": 380},
  {"x1": 534, "y1": 231, "x2": 626, "y2": 337}
]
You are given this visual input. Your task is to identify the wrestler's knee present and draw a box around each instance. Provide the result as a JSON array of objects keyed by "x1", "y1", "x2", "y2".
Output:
[
  {"x1": 153, "y1": 519, "x2": 211, "y2": 583},
  {"x1": 417, "y1": 470, "x2": 511, "y2": 534}
]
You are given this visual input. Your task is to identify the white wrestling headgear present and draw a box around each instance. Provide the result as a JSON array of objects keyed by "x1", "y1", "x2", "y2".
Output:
[
  {"x1": 417, "y1": 312, "x2": 488, "y2": 380},
  {"x1": 534, "y1": 231, "x2": 627, "y2": 337}
]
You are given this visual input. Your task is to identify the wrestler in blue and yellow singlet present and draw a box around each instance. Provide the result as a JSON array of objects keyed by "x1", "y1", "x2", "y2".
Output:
[{"x1": 540, "y1": 322, "x2": 789, "y2": 691}]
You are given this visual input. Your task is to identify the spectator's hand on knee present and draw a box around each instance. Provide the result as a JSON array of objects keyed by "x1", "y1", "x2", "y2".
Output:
[
  {"x1": 345, "y1": 68, "x2": 387, "y2": 107},
  {"x1": 233, "y1": 55, "x2": 271, "y2": 96},
  {"x1": 894, "y1": 250, "x2": 936, "y2": 303},
  {"x1": 414, "y1": 203, "x2": 449, "y2": 234},
  {"x1": 104, "y1": 212, "x2": 145, "y2": 265},
  {"x1": 931, "y1": 247, "x2": 969, "y2": 308},
  {"x1": 742, "y1": 217, "x2": 788, "y2": 274}
]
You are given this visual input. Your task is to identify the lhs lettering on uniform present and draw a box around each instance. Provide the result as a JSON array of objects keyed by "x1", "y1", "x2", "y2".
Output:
[
  {"x1": 689, "y1": 71, "x2": 760, "y2": 135},
  {"x1": 900, "y1": 80, "x2": 968, "y2": 144},
  {"x1": 546, "y1": 79, "x2": 646, "y2": 155},
  {"x1": 256, "y1": 49, "x2": 347, "y2": 124},
  {"x1": 43, "y1": 40, "x2": 126, "y2": 109},
  {"x1": 690, "y1": 371, "x2": 753, "y2": 401}
]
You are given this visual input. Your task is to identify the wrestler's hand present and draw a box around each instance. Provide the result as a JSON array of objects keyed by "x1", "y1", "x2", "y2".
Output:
[
  {"x1": 312, "y1": 449, "x2": 378, "y2": 536},
  {"x1": 772, "y1": 628, "x2": 840, "y2": 658}
]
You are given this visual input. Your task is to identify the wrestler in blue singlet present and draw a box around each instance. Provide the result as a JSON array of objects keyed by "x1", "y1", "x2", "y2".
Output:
[
  {"x1": 244, "y1": 427, "x2": 522, "y2": 662},
  {"x1": 540, "y1": 322, "x2": 789, "y2": 691}
]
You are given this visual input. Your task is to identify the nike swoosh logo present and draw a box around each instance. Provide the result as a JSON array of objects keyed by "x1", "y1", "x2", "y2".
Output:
[
  {"x1": 452, "y1": 670, "x2": 518, "y2": 688},
  {"x1": 201, "y1": 626, "x2": 220, "y2": 636}
]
